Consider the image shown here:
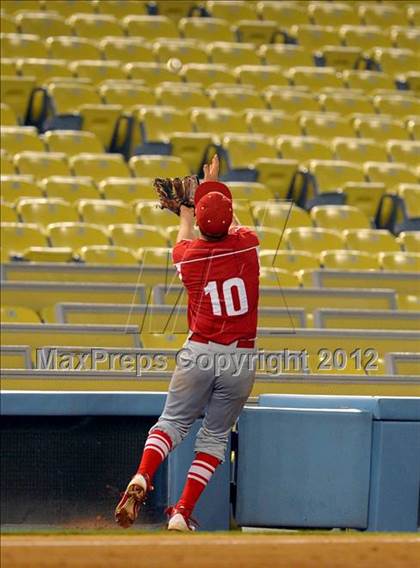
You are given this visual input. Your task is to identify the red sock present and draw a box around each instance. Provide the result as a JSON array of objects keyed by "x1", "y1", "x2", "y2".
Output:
[
  {"x1": 137, "y1": 429, "x2": 172, "y2": 481},
  {"x1": 176, "y1": 452, "x2": 221, "y2": 516}
]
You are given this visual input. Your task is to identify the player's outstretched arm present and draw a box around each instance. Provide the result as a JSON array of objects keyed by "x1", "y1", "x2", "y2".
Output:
[
  {"x1": 176, "y1": 205, "x2": 195, "y2": 243},
  {"x1": 203, "y1": 154, "x2": 219, "y2": 181}
]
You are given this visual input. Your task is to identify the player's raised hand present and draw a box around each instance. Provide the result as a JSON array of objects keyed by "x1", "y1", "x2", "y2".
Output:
[{"x1": 203, "y1": 154, "x2": 219, "y2": 182}]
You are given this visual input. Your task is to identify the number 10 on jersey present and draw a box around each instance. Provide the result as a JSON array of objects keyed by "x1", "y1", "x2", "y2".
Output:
[{"x1": 204, "y1": 278, "x2": 249, "y2": 316}]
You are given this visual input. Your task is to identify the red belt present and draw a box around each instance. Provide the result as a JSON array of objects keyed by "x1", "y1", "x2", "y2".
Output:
[{"x1": 190, "y1": 333, "x2": 255, "y2": 349}]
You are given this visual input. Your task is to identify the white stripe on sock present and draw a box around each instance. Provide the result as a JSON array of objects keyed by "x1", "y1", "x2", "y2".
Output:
[
  {"x1": 187, "y1": 473, "x2": 208, "y2": 486},
  {"x1": 151, "y1": 432, "x2": 172, "y2": 452},
  {"x1": 189, "y1": 464, "x2": 213, "y2": 481},
  {"x1": 193, "y1": 459, "x2": 216, "y2": 473},
  {"x1": 146, "y1": 436, "x2": 170, "y2": 457},
  {"x1": 144, "y1": 442, "x2": 165, "y2": 460}
]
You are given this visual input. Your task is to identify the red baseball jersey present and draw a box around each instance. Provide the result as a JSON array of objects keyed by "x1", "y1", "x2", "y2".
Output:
[{"x1": 173, "y1": 226, "x2": 260, "y2": 345}]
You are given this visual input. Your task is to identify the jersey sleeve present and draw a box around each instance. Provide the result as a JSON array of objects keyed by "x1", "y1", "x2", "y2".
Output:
[
  {"x1": 172, "y1": 239, "x2": 193, "y2": 264},
  {"x1": 233, "y1": 226, "x2": 259, "y2": 247}
]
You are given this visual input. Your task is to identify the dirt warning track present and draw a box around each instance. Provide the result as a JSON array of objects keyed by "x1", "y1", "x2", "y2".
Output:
[{"x1": 2, "y1": 534, "x2": 420, "y2": 568}]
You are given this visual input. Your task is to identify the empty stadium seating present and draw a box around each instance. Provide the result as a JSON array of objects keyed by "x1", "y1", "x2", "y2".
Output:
[{"x1": 0, "y1": 0, "x2": 419, "y2": 393}]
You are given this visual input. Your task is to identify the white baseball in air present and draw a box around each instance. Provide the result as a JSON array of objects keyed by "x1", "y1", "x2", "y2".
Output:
[{"x1": 167, "y1": 58, "x2": 182, "y2": 72}]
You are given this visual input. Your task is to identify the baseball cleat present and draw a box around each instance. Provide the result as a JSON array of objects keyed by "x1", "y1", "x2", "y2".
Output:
[
  {"x1": 115, "y1": 473, "x2": 149, "y2": 528},
  {"x1": 166, "y1": 505, "x2": 198, "y2": 532}
]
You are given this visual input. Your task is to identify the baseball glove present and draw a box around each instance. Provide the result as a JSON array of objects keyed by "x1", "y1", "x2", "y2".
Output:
[{"x1": 154, "y1": 175, "x2": 199, "y2": 215}]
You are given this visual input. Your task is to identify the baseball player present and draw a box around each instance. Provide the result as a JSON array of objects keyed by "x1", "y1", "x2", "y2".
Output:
[{"x1": 115, "y1": 155, "x2": 260, "y2": 531}]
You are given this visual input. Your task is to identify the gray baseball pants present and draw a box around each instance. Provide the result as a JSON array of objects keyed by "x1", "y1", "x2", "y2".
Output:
[{"x1": 150, "y1": 339, "x2": 257, "y2": 462}]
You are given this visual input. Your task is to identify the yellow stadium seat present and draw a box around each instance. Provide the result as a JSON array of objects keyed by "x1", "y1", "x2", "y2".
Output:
[
  {"x1": 78, "y1": 104, "x2": 124, "y2": 150},
  {"x1": 373, "y1": 48, "x2": 420, "y2": 76},
  {"x1": 1, "y1": 222, "x2": 47, "y2": 258},
  {"x1": 1, "y1": 305, "x2": 41, "y2": 323},
  {"x1": 311, "y1": 205, "x2": 371, "y2": 231},
  {"x1": 405, "y1": 71, "x2": 420, "y2": 96},
  {"x1": 228, "y1": 182, "x2": 271, "y2": 202},
  {"x1": 235, "y1": 65, "x2": 287, "y2": 89},
  {"x1": 258, "y1": 1, "x2": 308, "y2": 27},
  {"x1": 308, "y1": 2, "x2": 359, "y2": 27},
  {"x1": 318, "y1": 46, "x2": 362, "y2": 71},
  {"x1": 359, "y1": 4, "x2": 407, "y2": 28},
  {"x1": 364, "y1": 161, "x2": 418, "y2": 186},
  {"x1": 340, "y1": 25, "x2": 393, "y2": 50},
  {"x1": 252, "y1": 202, "x2": 312, "y2": 230},
  {"x1": 399, "y1": 231, "x2": 420, "y2": 253},
  {"x1": 1, "y1": 12, "x2": 17, "y2": 33},
  {"x1": 157, "y1": 0, "x2": 200, "y2": 20},
  {"x1": 16, "y1": 10, "x2": 72, "y2": 37},
  {"x1": 407, "y1": 4, "x2": 420, "y2": 26},
  {"x1": 235, "y1": 20, "x2": 278, "y2": 45},
  {"x1": 234, "y1": 203, "x2": 256, "y2": 227},
  {"x1": 169, "y1": 132, "x2": 213, "y2": 173},
  {"x1": 68, "y1": 13, "x2": 123, "y2": 38},
  {"x1": 0, "y1": 59, "x2": 16, "y2": 76},
  {"x1": 78, "y1": 199, "x2": 136, "y2": 226},
  {"x1": 259, "y1": 267, "x2": 300, "y2": 288},
  {"x1": 333, "y1": 137, "x2": 388, "y2": 164},
  {"x1": 70, "y1": 153, "x2": 130, "y2": 182},
  {"x1": 398, "y1": 293, "x2": 420, "y2": 310},
  {"x1": 291, "y1": 25, "x2": 341, "y2": 49},
  {"x1": 289, "y1": 66, "x2": 343, "y2": 90},
  {"x1": 353, "y1": 116, "x2": 409, "y2": 142},
  {"x1": 207, "y1": 0, "x2": 256, "y2": 21},
  {"x1": 320, "y1": 250, "x2": 379, "y2": 270},
  {"x1": 41, "y1": 176, "x2": 99, "y2": 203},
  {"x1": 96, "y1": 0, "x2": 148, "y2": 17},
  {"x1": 180, "y1": 63, "x2": 236, "y2": 87},
  {"x1": 79, "y1": 245, "x2": 138, "y2": 265},
  {"x1": 191, "y1": 107, "x2": 247, "y2": 136},
  {"x1": 154, "y1": 39, "x2": 208, "y2": 65},
  {"x1": 246, "y1": 110, "x2": 300, "y2": 137},
  {"x1": 0, "y1": 150, "x2": 15, "y2": 175},
  {"x1": 0, "y1": 103, "x2": 17, "y2": 125},
  {"x1": 15, "y1": 151, "x2": 70, "y2": 178},
  {"x1": 390, "y1": 26, "x2": 420, "y2": 51},
  {"x1": 43, "y1": 130, "x2": 103, "y2": 156},
  {"x1": 140, "y1": 332, "x2": 185, "y2": 350},
  {"x1": 17, "y1": 197, "x2": 79, "y2": 226},
  {"x1": 45, "y1": 0, "x2": 96, "y2": 17},
  {"x1": 252, "y1": 226, "x2": 283, "y2": 249},
  {"x1": 179, "y1": 17, "x2": 234, "y2": 43},
  {"x1": 259, "y1": 249, "x2": 319, "y2": 271},
  {"x1": 136, "y1": 107, "x2": 192, "y2": 144},
  {"x1": 343, "y1": 70, "x2": 395, "y2": 93},
  {"x1": 1, "y1": 175, "x2": 43, "y2": 202},
  {"x1": 1, "y1": 202, "x2": 17, "y2": 223},
  {"x1": 1, "y1": 32, "x2": 48, "y2": 58},
  {"x1": 209, "y1": 86, "x2": 265, "y2": 111},
  {"x1": 222, "y1": 133, "x2": 276, "y2": 169},
  {"x1": 407, "y1": 116, "x2": 420, "y2": 141},
  {"x1": 0, "y1": 75, "x2": 36, "y2": 122},
  {"x1": 259, "y1": 44, "x2": 313, "y2": 68},
  {"x1": 123, "y1": 15, "x2": 179, "y2": 39},
  {"x1": 46, "y1": 36, "x2": 102, "y2": 60},
  {"x1": 110, "y1": 223, "x2": 168, "y2": 249},
  {"x1": 129, "y1": 155, "x2": 190, "y2": 178},
  {"x1": 99, "y1": 178, "x2": 155, "y2": 202},
  {"x1": 138, "y1": 247, "x2": 173, "y2": 266},
  {"x1": 48, "y1": 83, "x2": 101, "y2": 114},
  {"x1": 375, "y1": 95, "x2": 420, "y2": 119},
  {"x1": 208, "y1": 42, "x2": 261, "y2": 67},
  {"x1": 345, "y1": 229, "x2": 400, "y2": 253},
  {"x1": 70, "y1": 60, "x2": 127, "y2": 85},
  {"x1": 22, "y1": 243, "x2": 74, "y2": 262},
  {"x1": 398, "y1": 185, "x2": 420, "y2": 220},
  {"x1": 318, "y1": 91, "x2": 375, "y2": 115},
  {"x1": 1, "y1": 126, "x2": 44, "y2": 154},
  {"x1": 308, "y1": 160, "x2": 365, "y2": 193},
  {"x1": 135, "y1": 203, "x2": 178, "y2": 228},
  {"x1": 166, "y1": 224, "x2": 198, "y2": 245},
  {"x1": 156, "y1": 84, "x2": 210, "y2": 109},
  {"x1": 277, "y1": 136, "x2": 333, "y2": 162},
  {"x1": 100, "y1": 82, "x2": 156, "y2": 110},
  {"x1": 18, "y1": 58, "x2": 73, "y2": 83},
  {"x1": 99, "y1": 36, "x2": 154, "y2": 64},
  {"x1": 387, "y1": 140, "x2": 420, "y2": 168},
  {"x1": 47, "y1": 222, "x2": 109, "y2": 249},
  {"x1": 300, "y1": 112, "x2": 355, "y2": 139},
  {"x1": 379, "y1": 251, "x2": 420, "y2": 272},
  {"x1": 265, "y1": 88, "x2": 319, "y2": 114},
  {"x1": 285, "y1": 227, "x2": 345, "y2": 253}
]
